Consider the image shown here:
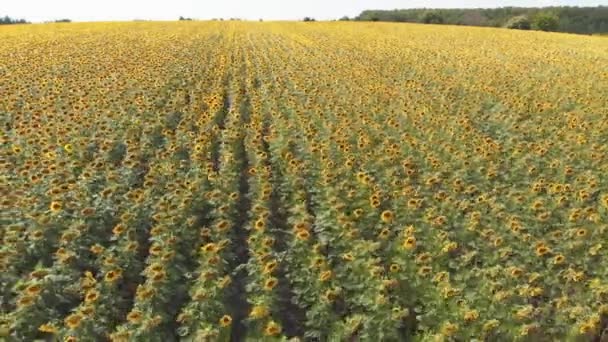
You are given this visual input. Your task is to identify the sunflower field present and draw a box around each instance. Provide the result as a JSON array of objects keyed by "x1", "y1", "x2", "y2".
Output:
[{"x1": 1, "y1": 21, "x2": 608, "y2": 341}]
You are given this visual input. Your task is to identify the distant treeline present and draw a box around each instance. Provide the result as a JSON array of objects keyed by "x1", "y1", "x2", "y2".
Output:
[
  {"x1": 1, "y1": 15, "x2": 29, "y2": 25},
  {"x1": 355, "y1": 7, "x2": 608, "y2": 34},
  {"x1": 1, "y1": 16, "x2": 73, "y2": 24}
]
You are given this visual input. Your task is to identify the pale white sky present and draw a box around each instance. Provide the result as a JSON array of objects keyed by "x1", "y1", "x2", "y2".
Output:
[{"x1": 2, "y1": 0, "x2": 606, "y2": 22}]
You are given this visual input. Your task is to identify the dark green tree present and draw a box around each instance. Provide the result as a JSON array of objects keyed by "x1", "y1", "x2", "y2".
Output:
[
  {"x1": 533, "y1": 12, "x2": 560, "y2": 31},
  {"x1": 1, "y1": 15, "x2": 29, "y2": 25},
  {"x1": 421, "y1": 11, "x2": 444, "y2": 24}
]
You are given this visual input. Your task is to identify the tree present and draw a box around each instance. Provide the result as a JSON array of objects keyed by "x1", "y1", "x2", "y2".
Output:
[
  {"x1": 421, "y1": 11, "x2": 444, "y2": 24},
  {"x1": 339, "y1": 16, "x2": 350, "y2": 21},
  {"x1": 303, "y1": 17, "x2": 316, "y2": 22},
  {"x1": 1, "y1": 15, "x2": 29, "y2": 25},
  {"x1": 505, "y1": 15, "x2": 531, "y2": 30},
  {"x1": 533, "y1": 12, "x2": 559, "y2": 31}
]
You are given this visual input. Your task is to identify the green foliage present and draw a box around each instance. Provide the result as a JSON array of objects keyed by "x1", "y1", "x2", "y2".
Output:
[
  {"x1": 355, "y1": 6, "x2": 608, "y2": 34},
  {"x1": 421, "y1": 11, "x2": 444, "y2": 24},
  {"x1": 505, "y1": 15, "x2": 531, "y2": 30},
  {"x1": 303, "y1": 17, "x2": 316, "y2": 22},
  {"x1": 533, "y1": 12, "x2": 559, "y2": 31},
  {"x1": 0, "y1": 15, "x2": 28, "y2": 25}
]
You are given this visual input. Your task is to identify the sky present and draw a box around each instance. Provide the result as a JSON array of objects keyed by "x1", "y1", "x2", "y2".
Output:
[{"x1": 2, "y1": 0, "x2": 606, "y2": 22}]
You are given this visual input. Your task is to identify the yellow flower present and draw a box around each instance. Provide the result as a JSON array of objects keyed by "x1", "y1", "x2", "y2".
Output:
[
  {"x1": 575, "y1": 228, "x2": 588, "y2": 238},
  {"x1": 264, "y1": 277, "x2": 278, "y2": 291},
  {"x1": 482, "y1": 319, "x2": 500, "y2": 332},
  {"x1": 378, "y1": 228, "x2": 390, "y2": 239},
  {"x1": 535, "y1": 245, "x2": 550, "y2": 257},
  {"x1": 515, "y1": 305, "x2": 534, "y2": 320},
  {"x1": 254, "y1": 218, "x2": 266, "y2": 231},
  {"x1": 39, "y1": 323, "x2": 58, "y2": 334},
  {"x1": 342, "y1": 253, "x2": 354, "y2": 261},
  {"x1": 295, "y1": 229, "x2": 310, "y2": 241},
  {"x1": 440, "y1": 322, "x2": 458, "y2": 337},
  {"x1": 64, "y1": 313, "x2": 84, "y2": 329},
  {"x1": 402, "y1": 236, "x2": 416, "y2": 250},
  {"x1": 264, "y1": 320, "x2": 282, "y2": 336},
  {"x1": 201, "y1": 243, "x2": 218, "y2": 253},
  {"x1": 463, "y1": 310, "x2": 479, "y2": 322},
  {"x1": 520, "y1": 323, "x2": 539, "y2": 336},
  {"x1": 89, "y1": 244, "x2": 104, "y2": 255},
  {"x1": 104, "y1": 269, "x2": 122, "y2": 283},
  {"x1": 553, "y1": 254, "x2": 565, "y2": 265},
  {"x1": 17, "y1": 295, "x2": 35, "y2": 307},
  {"x1": 418, "y1": 266, "x2": 432, "y2": 276},
  {"x1": 441, "y1": 241, "x2": 458, "y2": 253},
  {"x1": 25, "y1": 283, "x2": 43, "y2": 296},
  {"x1": 380, "y1": 210, "x2": 394, "y2": 223},
  {"x1": 63, "y1": 143, "x2": 74, "y2": 154},
  {"x1": 84, "y1": 289, "x2": 99, "y2": 303},
  {"x1": 127, "y1": 310, "x2": 143, "y2": 324},
  {"x1": 319, "y1": 270, "x2": 332, "y2": 282},
  {"x1": 249, "y1": 305, "x2": 269, "y2": 319},
  {"x1": 219, "y1": 315, "x2": 232, "y2": 327},
  {"x1": 50, "y1": 201, "x2": 62, "y2": 213}
]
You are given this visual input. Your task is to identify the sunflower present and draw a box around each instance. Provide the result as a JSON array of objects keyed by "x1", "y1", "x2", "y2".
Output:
[
  {"x1": 84, "y1": 289, "x2": 99, "y2": 303},
  {"x1": 376, "y1": 228, "x2": 390, "y2": 239},
  {"x1": 263, "y1": 261, "x2": 278, "y2": 274},
  {"x1": 25, "y1": 283, "x2": 42, "y2": 296},
  {"x1": 219, "y1": 315, "x2": 232, "y2": 327},
  {"x1": 254, "y1": 218, "x2": 266, "y2": 231},
  {"x1": 49, "y1": 201, "x2": 62, "y2": 213},
  {"x1": 601, "y1": 194, "x2": 608, "y2": 208},
  {"x1": 380, "y1": 210, "x2": 394, "y2": 223},
  {"x1": 264, "y1": 277, "x2": 278, "y2": 291},
  {"x1": 17, "y1": 295, "x2": 35, "y2": 307},
  {"x1": 535, "y1": 245, "x2": 550, "y2": 257},
  {"x1": 402, "y1": 236, "x2": 416, "y2": 250},
  {"x1": 104, "y1": 269, "x2": 122, "y2": 283},
  {"x1": 89, "y1": 244, "x2": 104, "y2": 255},
  {"x1": 249, "y1": 305, "x2": 269, "y2": 319},
  {"x1": 295, "y1": 229, "x2": 310, "y2": 241},
  {"x1": 127, "y1": 310, "x2": 143, "y2": 324},
  {"x1": 418, "y1": 266, "x2": 432, "y2": 276},
  {"x1": 463, "y1": 310, "x2": 479, "y2": 322},
  {"x1": 440, "y1": 322, "x2": 458, "y2": 337},
  {"x1": 38, "y1": 323, "x2": 58, "y2": 334},
  {"x1": 201, "y1": 243, "x2": 218, "y2": 253},
  {"x1": 64, "y1": 313, "x2": 84, "y2": 329},
  {"x1": 112, "y1": 223, "x2": 126, "y2": 236},
  {"x1": 264, "y1": 320, "x2": 282, "y2": 336},
  {"x1": 319, "y1": 270, "x2": 332, "y2": 282},
  {"x1": 63, "y1": 143, "x2": 74, "y2": 154},
  {"x1": 553, "y1": 254, "x2": 565, "y2": 265},
  {"x1": 216, "y1": 220, "x2": 230, "y2": 231},
  {"x1": 482, "y1": 319, "x2": 500, "y2": 332},
  {"x1": 353, "y1": 208, "x2": 364, "y2": 217}
]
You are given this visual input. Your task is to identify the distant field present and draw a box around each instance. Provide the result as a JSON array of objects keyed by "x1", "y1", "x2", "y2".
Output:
[{"x1": 1, "y1": 22, "x2": 607, "y2": 341}]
